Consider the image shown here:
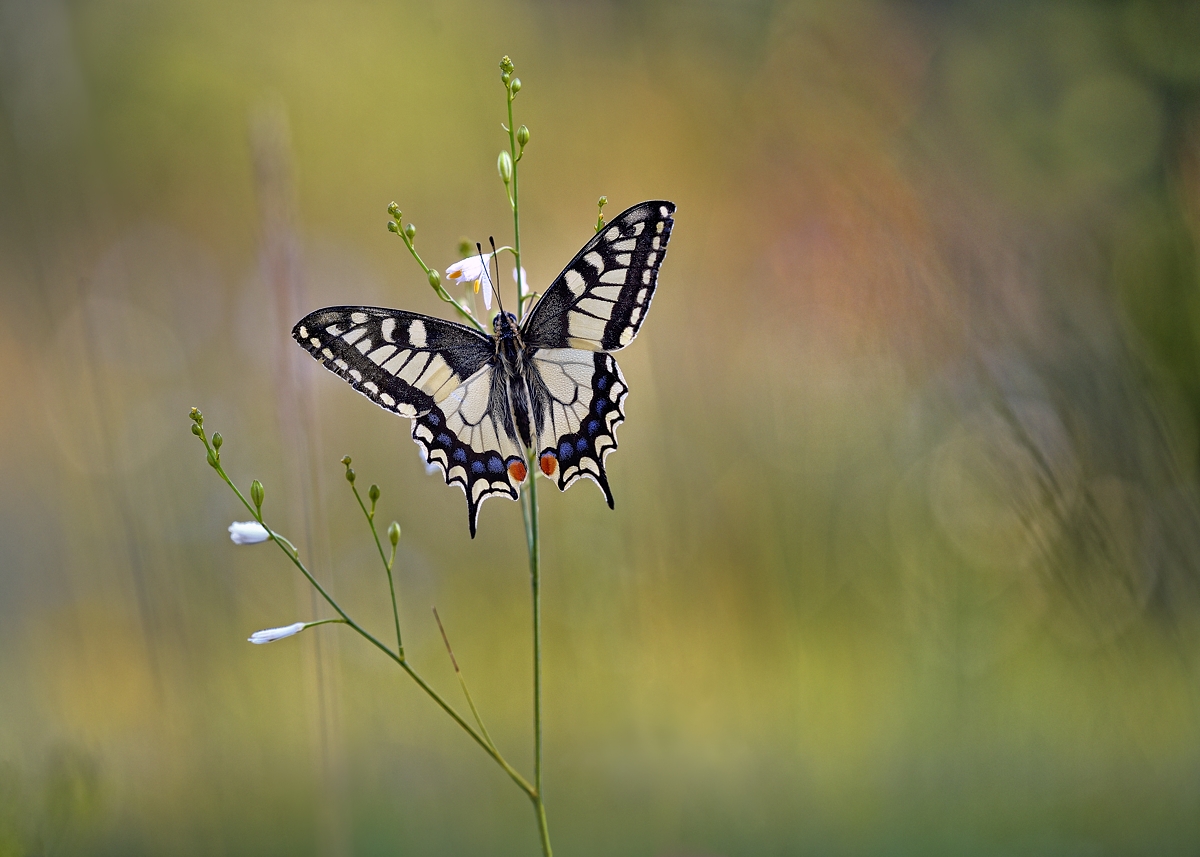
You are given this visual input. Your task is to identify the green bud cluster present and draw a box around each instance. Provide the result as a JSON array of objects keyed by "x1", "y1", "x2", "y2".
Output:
[
  {"x1": 388, "y1": 521, "x2": 401, "y2": 547},
  {"x1": 403, "y1": 223, "x2": 416, "y2": 240},
  {"x1": 428, "y1": 270, "x2": 441, "y2": 288},
  {"x1": 516, "y1": 125, "x2": 530, "y2": 148},
  {"x1": 341, "y1": 455, "x2": 356, "y2": 484},
  {"x1": 251, "y1": 479, "x2": 265, "y2": 511},
  {"x1": 498, "y1": 150, "x2": 513, "y2": 184}
]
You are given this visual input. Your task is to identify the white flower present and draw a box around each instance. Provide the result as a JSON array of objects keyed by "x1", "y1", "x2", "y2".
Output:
[
  {"x1": 513, "y1": 266, "x2": 529, "y2": 299},
  {"x1": 248, "y1": 622, "x2": 306, "y2": 644},
  {"x1": 228, "y1": 521, "x2": 269, "y2": 544},
  {"x1": 446, "y1": 253, "x2": 496, "y2": 310}
]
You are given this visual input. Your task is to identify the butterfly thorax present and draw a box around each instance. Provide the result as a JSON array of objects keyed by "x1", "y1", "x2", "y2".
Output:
[{"x1": 492, "y1": 311, "x2": 536, "y2": 449}]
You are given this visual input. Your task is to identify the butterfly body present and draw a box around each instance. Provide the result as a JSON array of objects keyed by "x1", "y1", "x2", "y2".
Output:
[{"x1": 293, "y1": 200, "x2": 675, "y2": 536}]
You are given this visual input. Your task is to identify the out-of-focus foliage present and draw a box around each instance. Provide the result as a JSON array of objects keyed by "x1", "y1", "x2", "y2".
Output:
[{"x1": 2, "y1": 0, "x2": 1200, "y2": 854}]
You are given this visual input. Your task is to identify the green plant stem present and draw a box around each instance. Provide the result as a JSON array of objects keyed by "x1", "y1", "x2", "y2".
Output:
[
  {"x1": 204, "y1": 448, "x2": 535, "y2": 800},
  {"x1": 397, "y1": 231, "x2": 487, "y2": 333},
  {"x1": 433, "y1": 607, "x2": 496, "y2": 749},
  {"x1": 350, "y1": 483, "x2": 404, "y2": 658},
  {"x1": 521, "y1": 455, "x2": 551, "y2": 857},
  {"x1": 506, "y1": 92, "x2": 525, "y2": 319},
  {"x1": 506, "y1": 73, "x2": 552, "y2": 857}
]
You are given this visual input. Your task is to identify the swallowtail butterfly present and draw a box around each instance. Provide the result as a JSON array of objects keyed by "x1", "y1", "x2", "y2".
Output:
[{"x1": 293, "y1": 200, "x2": 675, "y2": 536}]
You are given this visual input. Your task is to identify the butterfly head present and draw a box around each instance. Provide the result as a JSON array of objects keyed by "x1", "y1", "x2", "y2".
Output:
[{"x1": 492, "y1": 311, "x2": 520, "y2": 338}]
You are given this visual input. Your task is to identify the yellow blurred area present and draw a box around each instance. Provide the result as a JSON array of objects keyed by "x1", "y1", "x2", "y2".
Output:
[{"x1": 2, "y1": 0, "x2": 1200, "y2": 854}]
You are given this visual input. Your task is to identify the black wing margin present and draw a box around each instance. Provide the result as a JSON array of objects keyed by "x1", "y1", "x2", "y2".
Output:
[
  {"x1": 292, "y1": 306, "x2": 492, "y2": 418},
  {"x1": 522, "y1": 201, "x2": 675, "y2": 352}
]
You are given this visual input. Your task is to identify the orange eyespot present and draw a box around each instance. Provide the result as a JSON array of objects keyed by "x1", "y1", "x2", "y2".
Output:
[
  {"x1": 508, "y1": 460, "x2": 528, "y2": 482},
  {"x1": 539, "y1": 452, "x2": 558, "y2": 477}
]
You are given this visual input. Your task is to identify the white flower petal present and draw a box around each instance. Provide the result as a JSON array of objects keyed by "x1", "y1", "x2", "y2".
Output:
[
  {"x1": 480, "y1": 269, "x2": 494, "y2": 310},
  {"x1": 228, "y1": 521, "x2": 270, "y2": 545},
  {"x1": 446, "y1": 253, "x2": 492, "y2": 283},
  {"x1": 248, "y1": 622, "x2": 306, "y2": 644},
  {"x1": 513, "y1": 266, "x2": 528, "y2": 298}
]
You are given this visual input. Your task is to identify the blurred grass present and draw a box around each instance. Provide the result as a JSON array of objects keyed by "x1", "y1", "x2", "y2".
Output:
[{"x1": 3, "y1": 0, "x2": 1200, "y2": 854}]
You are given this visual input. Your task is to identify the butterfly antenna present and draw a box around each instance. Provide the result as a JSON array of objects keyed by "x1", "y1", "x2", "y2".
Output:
[
  {"x1": 475, "y1": 241, "x2": 505, "y2": 316},
  {"x1": 487, "y1": 236, "x2": 508, "y2": 315}
]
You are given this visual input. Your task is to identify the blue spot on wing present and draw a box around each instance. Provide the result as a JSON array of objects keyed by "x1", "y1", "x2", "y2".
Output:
[
  {"x1": 597, "y1": 375, "x2": 607, "y2": 390},
  {"x1": 453, "y1": 448, "x2": 467, "y2": 463},
  {"x1": 576, "y1": 437, "x2": 588, "y2": 452},
  {"x1": 595, "y1": 399, "x2": 607, "y2": 415},
  {"x1": 437, "y1": 433, "x2": 453, "y2": 446},
  {"x1": 587, "y1": 420, "x2": 600, "y2": 435},
  {"x1": 487, "y1": 456, "x2": 504, "y2": 474},
  {"x1": 471, "y1": 460, "x2": 485, "y2": 474},
  {"x1": 427, "y1": 412, "x2": 440, "y2": 426},
  {"x1": 559, "y1": 440, "x2": 573, "y2": 460}
]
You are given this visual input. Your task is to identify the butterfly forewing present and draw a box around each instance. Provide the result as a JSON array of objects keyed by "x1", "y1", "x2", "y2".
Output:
[
  {"x1": 522, "y1": 201, "x2": 675, "y2": 351},
  {"x1": 292, "y1": 307, "x2": 493, "y2": 417}
]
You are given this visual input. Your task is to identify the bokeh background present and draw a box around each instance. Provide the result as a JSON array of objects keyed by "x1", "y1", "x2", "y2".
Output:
[{"x1": 3, "y1": 0, "x2": 1200, "y2": 854}]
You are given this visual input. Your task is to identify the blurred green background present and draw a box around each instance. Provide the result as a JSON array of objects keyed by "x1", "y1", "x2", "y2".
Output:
[{"x1": 3, "y1": 0, "x2": 1200, "y2": 854}]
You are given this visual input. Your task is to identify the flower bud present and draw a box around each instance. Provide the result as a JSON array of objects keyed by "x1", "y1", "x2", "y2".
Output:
[
  {"x1": 341, "y1": 455, "x2": 352, "y2": 466},
  {"x1": 387, "y1": 201, "x2": 401, "y2": 218},
  {"x1": 428, "y1": 269, "x2": 440, "y2": 288},
  {"x1": 212, "y1": 432, "x2": 223, "y2": 449},
  {"x1": 598, "y1": 196, "x2": 608, "y2": 207},
  {"x1": 229, "y1": 521, "x2": 270, "y2": 544},
  {"x1": 510, "y1": 77, "x2": 521, "y2": 93},
  {"x1": 368, "y1": 483, "x2": 380, "y2": 504},
  {"x1": 249, "y1": 622, "x2": 305, "y2": 644},
  {"x1": 189, "y1": 407, "x2": 203, "y2": 424},
  {"x1": 191, "y1": 424, "x2": 202, "y2": 436},
  {"x1": 497, "y1": 150, "x2": 513, "y2": 184},
  {"x1": 387, "y1": 220, "x2": 400, "y2": 233},
  {"x1": 516, "y1": 125, "x2": 530, "y2": 147},
  {"x1": 206, "y1": 448, "x2": 218, "y2": 468},
  {"x1": 388, "y1": 521, "x2": 401, "y2": 546},
  {"x1": 500, "y1": 56, "x2": 514, "y2": 75},
  {"x1": 403, "y1": 222, "x2": 416, "y2": 240},
  {"x1": 345, "y1": 467, "x2": 355, "y2": 484},
  {"x1": 251, "y1": 479, "x2": 264, "y2": 510}
]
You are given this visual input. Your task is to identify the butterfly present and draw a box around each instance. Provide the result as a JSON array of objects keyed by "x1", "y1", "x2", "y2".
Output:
[{"x1": 292, "y1": 200, "x2": 675, "y2": 536}]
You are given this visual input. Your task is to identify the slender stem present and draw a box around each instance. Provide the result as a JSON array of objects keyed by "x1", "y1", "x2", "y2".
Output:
[
  {"x1": 507, "y1": 91, "x2": 524, "y2": 321},
  {"x1": 505, "y1": 72, "x2": 551, "y2": 856},
  {"x1": 396, "y1": 230, "x2": 487, "y2": 333},
  {"x1": 200, "y1": 442, "x2": 536, "y2": 800},
  {"x1": 433, "y1": 607, "x2": 496, "y2": 749},
  {"x1": 350, "y1": 483, "x2": 404, "y2": 658},
  {"x1": 523, "y1": 453, "x2": 551, "y2": 857}
]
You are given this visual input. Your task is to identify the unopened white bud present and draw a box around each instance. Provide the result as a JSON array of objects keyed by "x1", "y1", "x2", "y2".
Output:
[
  {"x1": 228, "y1": 521, "x2": 269, "y2": 545},
  {"x1": 248, "y1": 622, "x2": 306, "y2": 644}
]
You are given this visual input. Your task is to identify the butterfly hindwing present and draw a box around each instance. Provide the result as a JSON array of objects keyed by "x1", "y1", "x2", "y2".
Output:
[
  {"x1": 522, "y1": 201, "x2": 675, "y2": 351},
  {"x1": 528, "y1": 349, "x2": 628, "y2": 505},
  {"x1": 411, "y1": 366, "x2": 528, "y2": 538},
  {"x1": 292, "y1": 307, "x2": 493, "y2": 417}
]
